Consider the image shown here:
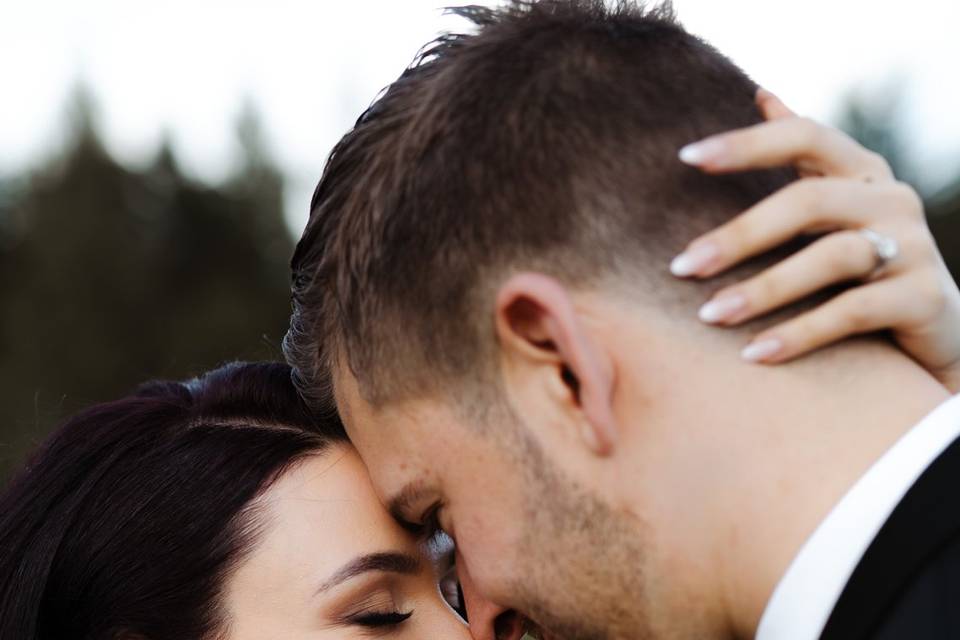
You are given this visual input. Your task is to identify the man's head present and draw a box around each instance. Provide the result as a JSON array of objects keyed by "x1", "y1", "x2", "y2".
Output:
[{"x1": 286, "y1": 1, "x2": 800, "y2": 637}]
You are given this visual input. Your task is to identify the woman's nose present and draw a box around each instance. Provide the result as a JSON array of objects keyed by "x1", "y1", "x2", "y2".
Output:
[{"x1": 457, "y1": 552, "x2": 526, "y2": 640}]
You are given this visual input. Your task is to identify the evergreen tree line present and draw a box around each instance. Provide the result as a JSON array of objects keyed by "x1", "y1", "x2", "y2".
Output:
[
  {"x1": 1, "y1": 88, "x2": 959, "y2": 480},
  {"x1": 0, "y1": 92, "x2": 295, "y2": 479}
]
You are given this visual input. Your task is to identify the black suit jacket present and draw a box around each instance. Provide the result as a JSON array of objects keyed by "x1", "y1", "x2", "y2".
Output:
[{"x1": 819, "y1": 434, "x2": 960, "y2": 639}]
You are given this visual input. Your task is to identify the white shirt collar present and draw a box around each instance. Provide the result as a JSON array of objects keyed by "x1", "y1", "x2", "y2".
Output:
[{"x1": 755, "y1": 394, "x2": 960, "y2": 640}]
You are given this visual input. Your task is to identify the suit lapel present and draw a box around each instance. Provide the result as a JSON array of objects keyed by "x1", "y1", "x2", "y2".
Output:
[{"x1": 819, "y1": 434, "x2": 960, "y2": 640}]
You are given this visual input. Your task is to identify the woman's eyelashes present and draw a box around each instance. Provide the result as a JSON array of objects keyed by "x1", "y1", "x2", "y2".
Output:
[
  {"x1": 336, "y1": 590, "x2": 414, "y2": 631},
  {"x1": 348, "y1": 610, "x2": 413, "y2": 628}
]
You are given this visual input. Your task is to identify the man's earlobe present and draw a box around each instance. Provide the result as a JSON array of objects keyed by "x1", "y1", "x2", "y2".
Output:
[{"x1": 495, "y1": 272, "x2": 618, "y2": 455}]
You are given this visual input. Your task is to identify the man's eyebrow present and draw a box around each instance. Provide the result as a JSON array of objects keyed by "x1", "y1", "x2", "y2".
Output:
[
  {"x1": 316, "y1": 552, "x2": 421, "y2": 594},
  {"x1": 386, "y1": 479, "x2": 431, "y2": 534}
]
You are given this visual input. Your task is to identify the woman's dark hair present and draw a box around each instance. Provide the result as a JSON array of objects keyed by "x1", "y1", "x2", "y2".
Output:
[{"x1": 0, "y1": 361, "x2": 346, "y2": 639}]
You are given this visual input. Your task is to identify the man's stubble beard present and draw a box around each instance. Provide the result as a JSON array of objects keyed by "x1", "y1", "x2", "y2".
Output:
[{"x1": 501, "y1": 421, "x2": 654, "y2": 640}]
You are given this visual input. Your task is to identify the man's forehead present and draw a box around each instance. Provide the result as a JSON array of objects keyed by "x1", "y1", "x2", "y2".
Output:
[
  {"x1": 331, "y1": 387, "x2": 442, "y2": 528},
  {"x1": 331, "y1": 367, "x2": 443, "y2": 473},
  {"x1": 331, "y1": 390, "x2": 423, "y2": 515},
  {"x1": 331, "y1": 370, "x2": 392, "y2": 446},
  {"x1": 332, "y1": 365, "x2": 456, "y2": 436}
]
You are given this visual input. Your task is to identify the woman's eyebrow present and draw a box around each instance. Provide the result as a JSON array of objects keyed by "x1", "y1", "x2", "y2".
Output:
[{"x1": 316, "y1": 551, "x2": 421, "y2": 594}]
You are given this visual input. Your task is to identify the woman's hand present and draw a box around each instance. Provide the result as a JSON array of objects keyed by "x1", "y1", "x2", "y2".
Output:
[{"x1": 672, "y1": 89, "x2": 960, "y2": 393}]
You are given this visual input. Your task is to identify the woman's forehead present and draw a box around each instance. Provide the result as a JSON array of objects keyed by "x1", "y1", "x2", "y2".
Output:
[{"x1": 255, "y1": 447, "x2": 420, "y2": 559}]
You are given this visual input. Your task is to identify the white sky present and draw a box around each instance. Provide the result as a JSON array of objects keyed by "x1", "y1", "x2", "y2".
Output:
[{"x1": 2, "y1": 0, "x2": 959, "y2": 233}]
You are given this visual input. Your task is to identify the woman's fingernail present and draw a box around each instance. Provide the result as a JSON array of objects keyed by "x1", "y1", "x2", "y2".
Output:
[
  {"x1": 678, "y1": 137, "x2": 726, "y2": 166},
  {"x1": 670, "y1": 242, "x2": 720, "y2": 277},
  {"x1": 741, "y1": 338, "x2": 783, "y2": 363},
  {"x1": 699, "y1": 294, "x2": 747, "y2": 324}
]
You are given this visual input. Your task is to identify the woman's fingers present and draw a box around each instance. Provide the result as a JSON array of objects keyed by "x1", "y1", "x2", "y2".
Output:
[
  {"x1": 738, "y1": 277, "x2": 917, "y2": 364},
  {"x1": 675, "y1": 94, "x2": 960, "y2": 390},
  {"x1": 756, "y1": 89, "x2": 825, "y2": 177},
  {"x1": 679, "y1": 115, "x2": 894, "y2": 181},
  {"x1": 697, "y1": 231, "x2": 881, "y2": 326},
  {"x1": 670, "y1": 178, "x2": 921, "y2": 279},
  {"x1": 756, "y1": 89, "x2": 796, "y2": 121}
]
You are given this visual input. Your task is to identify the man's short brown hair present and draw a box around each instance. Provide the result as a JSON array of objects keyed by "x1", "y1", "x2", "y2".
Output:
[{"x1": 285, "y1": 0, "x2": 795, "y2": 411}]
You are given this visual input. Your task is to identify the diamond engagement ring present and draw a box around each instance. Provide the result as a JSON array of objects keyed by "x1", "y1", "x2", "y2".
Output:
[{"x1": 859, "y1": 228, "x2": 900, "y2": 273}]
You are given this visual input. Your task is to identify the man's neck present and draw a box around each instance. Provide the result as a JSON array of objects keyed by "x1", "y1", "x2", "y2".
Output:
[{"x1": 707, "y1": 339, "x2": 950, "y2": 638}]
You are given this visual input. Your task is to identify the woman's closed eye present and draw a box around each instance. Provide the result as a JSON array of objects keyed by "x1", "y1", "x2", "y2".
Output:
[
  {"x1": 347, "y1": 609, "x2": 413, "y2": 628},
  {"x1": 335, "y1": 590, "x2": 415, "y2": 634},
  {"x1": 322, "y1": 551, "x2": 424, "y2": 633}
]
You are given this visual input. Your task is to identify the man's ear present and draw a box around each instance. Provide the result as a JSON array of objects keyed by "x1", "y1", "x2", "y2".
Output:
[{"x1": 494, "y1": 272, "x2": 618, "y2": 456}]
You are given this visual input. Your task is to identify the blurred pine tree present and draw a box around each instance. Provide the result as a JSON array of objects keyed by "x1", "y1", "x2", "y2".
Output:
[{"x1": 0, "y1": 88, "x2": 295, "y2": 479}]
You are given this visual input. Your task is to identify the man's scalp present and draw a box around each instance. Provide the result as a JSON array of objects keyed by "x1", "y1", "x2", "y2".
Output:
[{"x1": 285, "y1": 0, "x2": 794, "y2": 410}]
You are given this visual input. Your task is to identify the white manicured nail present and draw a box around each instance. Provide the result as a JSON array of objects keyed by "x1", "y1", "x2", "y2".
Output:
[
  {"x1": 699, "y1": 295, "x2": 746, "y2": 324},
  {"x1": 741, "y1": 338, "x2": 783, "y2": 363},
  {"x1": 678, "y1": 138, "x2": 726, "y2": 165},
  {"x1": 670, "y1": 243, "x2": 719, "y2": 277}
]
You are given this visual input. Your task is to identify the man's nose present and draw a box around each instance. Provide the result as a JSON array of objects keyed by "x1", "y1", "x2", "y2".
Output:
[{"x1": 457, "y1": 551, "x2": 526, "y2": 640}]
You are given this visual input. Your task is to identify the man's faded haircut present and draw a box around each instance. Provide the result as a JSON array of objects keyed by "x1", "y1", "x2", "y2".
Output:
[{"x1": 285, "y1": 0, "x2": 795, "y2": 412}]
